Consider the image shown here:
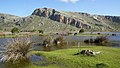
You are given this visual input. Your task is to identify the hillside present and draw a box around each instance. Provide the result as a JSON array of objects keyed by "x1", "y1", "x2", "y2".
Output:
[{"x1": 0, "y1": 8, "x2": 120, "y2": 33}]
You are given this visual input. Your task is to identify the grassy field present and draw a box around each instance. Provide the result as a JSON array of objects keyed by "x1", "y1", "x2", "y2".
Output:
[{"x1": 31, "y1": 46, "x2": 120, "y2": 68}]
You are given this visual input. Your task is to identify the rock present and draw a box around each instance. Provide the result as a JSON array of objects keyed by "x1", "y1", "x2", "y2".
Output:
[
  {"x1": 32, "y1": 8, "x2": 92, "y2": 29},
  {"x1": 80, "y1": 50, "x2": 101, "y2": 56},
  {"x1": 105, "y1": 16, "x2": 120, "y2": 22}
]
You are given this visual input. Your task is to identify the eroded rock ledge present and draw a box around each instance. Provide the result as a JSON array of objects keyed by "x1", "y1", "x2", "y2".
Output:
[{"x1": 32, "y1": 8, "x2": 92, "y2": 29}]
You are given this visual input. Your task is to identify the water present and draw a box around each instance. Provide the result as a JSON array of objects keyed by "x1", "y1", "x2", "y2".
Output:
[
  {"x1": 0, "y1": 34, "x2": 120, "y2": 68},
  {"x1": 0, "y1": 35, "x2": 120, "y2": 51}
]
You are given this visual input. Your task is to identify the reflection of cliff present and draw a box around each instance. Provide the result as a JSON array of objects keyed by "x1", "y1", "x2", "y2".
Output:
[{"x1": 32, "y1": 8, "x2": 92, "y2": 29}]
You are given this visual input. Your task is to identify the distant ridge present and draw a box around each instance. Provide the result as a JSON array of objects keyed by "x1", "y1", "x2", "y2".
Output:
[{"x1": 0, "y1": 8, "x2": 120, "y2": 32}]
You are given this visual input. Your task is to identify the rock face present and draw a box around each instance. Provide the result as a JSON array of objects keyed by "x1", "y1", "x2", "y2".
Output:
[
  {"x1": 105, "y1": 16, "x2": 120, "y2": 22},
  {"x1": 32, "y1": 8, "x2": 92, "y2": 29},
  {"x1": 0, "y1": 8, "x2": 120, "y2": 32}
]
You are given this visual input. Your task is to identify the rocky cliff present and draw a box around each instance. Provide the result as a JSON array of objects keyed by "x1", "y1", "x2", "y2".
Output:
[
  {"x1": 0, "y1": 8, "x2": 120, "y2": 32},
  {"x1": 32, "y1": 8, "x2": 92, "y2": 29}
]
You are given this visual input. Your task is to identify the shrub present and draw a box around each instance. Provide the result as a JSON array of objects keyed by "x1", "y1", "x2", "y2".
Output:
[
  {"x1": 84, "y1": 36, "x2": 108, "y2": 46},
  {"x1": 112, "y1": 34, "x2": 116, "y2": 36},
  {"x1": 38, "y1": 30, "x2": 44, "y2": 34},
  {"x1": 31, "y1": 29, "x2": 36, "y2": 32},
  {"x1": 97, "y1": 33, "x2": 101, "y2": 35},
  {"x1": 43, "y1": 36, "x2": 53, "y2": 47},
  {"x1": 96, "y1": 63, "x2": 109, "y2": 68},
  {"x1": 11, "y1": 27, "x2": 19, "y2": 33},
  {"x1": 94, "y1": 36, "x2": 108, "y2": 44},
  {"x1": 0, "y1": 38, "x2": 32, "y2": 62},
  {"x1": 74, "y1": 33, "x2": 77, "y2": 35},
  {"x1": 54, "y1": 36, "x2": 65, "y2": 45},
  {"x1": 79, "y1": 29, "x2": 84, "y2": 33}
]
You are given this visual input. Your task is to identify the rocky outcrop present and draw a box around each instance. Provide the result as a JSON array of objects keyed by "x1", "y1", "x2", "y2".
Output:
[
  {"x1": 32, "y1": 8, "x2": 92, "y2": 29},
  {"x1": 105, "y1": 16, "x2": 120, "y2": 23}
]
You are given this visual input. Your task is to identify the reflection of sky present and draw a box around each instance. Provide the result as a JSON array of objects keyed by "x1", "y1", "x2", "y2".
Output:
[{"x1": 108, "y1": 36, "x2": 120, "y2": 41}]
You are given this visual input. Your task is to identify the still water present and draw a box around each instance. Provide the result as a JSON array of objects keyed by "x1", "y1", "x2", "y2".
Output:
[{"x1": 0, "y1": 35, "x2": 120, "y2": 68}]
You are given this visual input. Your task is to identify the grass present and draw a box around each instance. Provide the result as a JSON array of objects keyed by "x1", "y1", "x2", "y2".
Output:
[
  {"x1": 31, "y1": 46, "x2": 120, "y2": 68},
  {"x1": 0, "y1": 33, "x2": 45, "y2": 38},
  {"x1": 0, "y1": 38, "x2": 32, "y2": 62}
]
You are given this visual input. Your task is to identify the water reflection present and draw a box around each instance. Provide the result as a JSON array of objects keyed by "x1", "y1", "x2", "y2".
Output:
[
  {"x1": 0, "y1": 58, "x2": 30, "y2": 68},
  {"x1": 0, "y1": 54, "x2": 44, "y2": 68},
  {"x1": 0, "y1": 35, "x2": 120, "y2": 68}
]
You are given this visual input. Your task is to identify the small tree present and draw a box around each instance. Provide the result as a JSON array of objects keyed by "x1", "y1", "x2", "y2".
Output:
[
  {"x1": 79, "y1": 29, "x2": 84, "y2": 33},
  {"x1": 11, "y1": 27, "x2": 19, "y2": 33},
  {"x1": 31, "y1": 29, "x2": 36, "y2": 32},
  {"x1": 38, "y1": 30, "x2": 44, "y2": 34}
]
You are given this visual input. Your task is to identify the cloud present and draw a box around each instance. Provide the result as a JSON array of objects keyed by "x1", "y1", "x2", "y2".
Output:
[
  {"x1": 59, "y1": 0, "x2": 96, "y2": 3},
  {"x1": 60, "y1": 0, "x2": 79, "y2": 3}
]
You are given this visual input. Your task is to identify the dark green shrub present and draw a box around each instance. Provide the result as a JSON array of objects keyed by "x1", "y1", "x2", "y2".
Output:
[
  {"x1": 94, "y1": 36, "x2": 108, "y2": 44},
  {"x1": 79, "y1": 29, "x2": 84, "y2": 33},
  {"x1": 11, "y1": 27, "x2": 19, "y2": 33},
  {"x1": 96, "y1": 63, "x2": 109, "y2": 68},
  {"x1": 74, "y1": 33, "x2": 77, "y2": 35},
  {"x1": 38, "y1": 30, "x2": 44, "y2": 34},
  {"x1": 31, "y1": 29, "x2": 36, "y2": 32},
  {"x1": 84, "y1": 36, "x2": 108, "y2": 46}
]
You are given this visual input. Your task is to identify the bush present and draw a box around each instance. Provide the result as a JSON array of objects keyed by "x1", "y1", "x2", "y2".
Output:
[
  {"x1": 79, "y1": 29, "x2": 84, "y2": 33},
  {"x1": 38, "y1": 30, "x2": 44, "y2": 34},
  {"x1": 54, "y1": 36, "x2": 65, "y2": 45},
  {"x1": 0, "y1": 38, "x2": 32, "y2": 62},
  {"x1": 96, "y1": 63, "x2": 109, "y2": 68},
  {"x1": 31, "y1": 29, "x2": 36, "y2": 32},
  {"x1": 43, "y1": 36, "x2": 53, "y2": 47},
  {"x1": 94, "y1": 36, "x2": 108, "y2": 44},
  {"x1": 11, "y1": 27, "x2": 19, "y2": 33},
  {"x1": 74, "y1": 33, "x2": 77, "y2": 35},
  {"x1": 84, "y1": 36, "x2": 108, "y2": 46}
]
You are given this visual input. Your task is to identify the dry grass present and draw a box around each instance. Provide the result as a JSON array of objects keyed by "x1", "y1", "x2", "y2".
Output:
[{"x1": 0, "y1": 38, "x2": 32, "y2": 62}]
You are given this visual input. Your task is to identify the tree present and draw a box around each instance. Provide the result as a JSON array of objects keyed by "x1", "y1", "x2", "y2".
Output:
[
  {"x1": 38, "y1": 30, "x2": 44, "y2": 34},
  {"x1": 31, "y1": 29, "x2": 36, "y2": 32},
  {"x1": 11, "y1": 27, "x2": 19, "y2": 33},
  {"x1": 79, "y1": 29, "x2": 84, "y2": 33}
]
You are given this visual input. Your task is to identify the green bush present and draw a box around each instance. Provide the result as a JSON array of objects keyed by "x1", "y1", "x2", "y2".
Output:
[
  {"x1": 38, "y1": 30, "x2": 44, "y2": 34},
  {"x1": 79, "y1": 29, "x2": 84, "y2": 33},
  {"x1": 31, "y1": 29, "x2": 36, "y2": 32},
  {"x1": 11, "y1": 27, "x2": 19, "y2": 33}
]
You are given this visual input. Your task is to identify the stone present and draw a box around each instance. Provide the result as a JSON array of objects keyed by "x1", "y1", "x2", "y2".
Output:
[{"x1": 32, "y1": 8, "x2": 92, "y2": 29}]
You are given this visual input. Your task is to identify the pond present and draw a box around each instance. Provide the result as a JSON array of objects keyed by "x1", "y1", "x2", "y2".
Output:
[
  {"x1": 0, "y1": 35, "x2": 120, "y2": 51},
  {"x1": 0, "y1": 34, "x2": 120, "y2": 68}
]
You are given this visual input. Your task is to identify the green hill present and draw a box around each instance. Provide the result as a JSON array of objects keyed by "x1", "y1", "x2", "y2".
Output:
[{"x1": 0, "y1": 8, "x2": 120, "y2": 33}]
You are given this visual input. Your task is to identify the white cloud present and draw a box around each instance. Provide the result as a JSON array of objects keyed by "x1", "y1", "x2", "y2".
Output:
[
  {"x1": 60, "y1": 0, "x2": 79, "y2": 3},
  {"x1": 59, "y1": 0, "x2": 96, "y2": 3}
]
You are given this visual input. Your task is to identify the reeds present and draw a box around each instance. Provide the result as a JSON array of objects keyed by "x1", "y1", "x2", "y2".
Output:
[{"x1": 0, "y1": 38, "x2": 32, "y2": 62}]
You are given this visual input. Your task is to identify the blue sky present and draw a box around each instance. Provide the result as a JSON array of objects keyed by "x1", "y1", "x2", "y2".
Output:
[{"x1": 0, "y1": 0, "x2": 120, "y2": 17}]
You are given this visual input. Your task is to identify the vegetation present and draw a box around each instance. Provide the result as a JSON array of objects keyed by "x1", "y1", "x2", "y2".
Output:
[
  {"x1": 54, "y1": 36, "x2": 65, "y2": 45},
  {"x1": 84, "y1": 36, "x2": 109, "y2": 46},
  {"x1": 38, "y1": 30, "x2": 44, "y2": 34},
  {"x1": 43, "y1": 36, "x2": 53, "y2": 47},
  {"x1": 11, "y1": 27, "x2": 20, "y2": 33},
  {"x1": 31, "y1": 29, "x2": 36, "y2": 32},
  {"x1": 79, "y1": 29, "x2": 84, "y2": 33},
  {"x1": 0, "y1": 38, "x2": 32, "y2": 62},
  {"x1": 31, "y1": 46, "x2": 120, "y2": 68}
]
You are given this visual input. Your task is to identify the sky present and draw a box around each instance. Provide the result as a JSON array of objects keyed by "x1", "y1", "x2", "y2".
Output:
[{"x1": 0, "y1": 0, "x2": 120, "y2": 17}]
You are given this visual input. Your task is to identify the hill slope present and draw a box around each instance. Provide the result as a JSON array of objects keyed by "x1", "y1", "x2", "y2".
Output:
[{"x1": 0, "y1": 8, "x2": 120, "y2": 33}]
